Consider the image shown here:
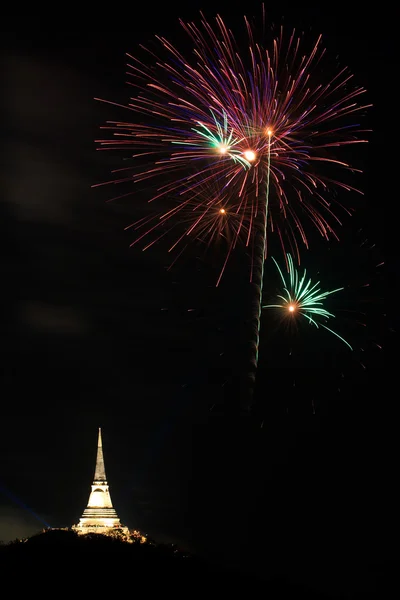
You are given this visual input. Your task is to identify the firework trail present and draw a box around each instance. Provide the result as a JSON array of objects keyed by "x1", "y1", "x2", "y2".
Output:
[
  {"x1": 94, "y1": 8, "x2": 370, "y2": 405},
  {"x1": 263, "y1": 253, "x2": 352, "y2": 349}
]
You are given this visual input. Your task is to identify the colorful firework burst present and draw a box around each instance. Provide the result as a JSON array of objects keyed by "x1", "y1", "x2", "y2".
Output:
[
  {"x1": 263, "y1": 253, "x2": 352, "y2": 349},
  {"x1": 94, "y1": 11, "x2": 370, "y2": 270}
]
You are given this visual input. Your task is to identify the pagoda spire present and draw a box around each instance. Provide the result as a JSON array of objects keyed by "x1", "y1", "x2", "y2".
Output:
[{"x1": 94, "y1": 427, "x2": 106, "y2": 482}]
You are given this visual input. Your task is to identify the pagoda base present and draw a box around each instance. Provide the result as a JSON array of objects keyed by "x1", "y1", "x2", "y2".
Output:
[{"x1": 72, "y1": 523, "x2": 131, "y2": 536}]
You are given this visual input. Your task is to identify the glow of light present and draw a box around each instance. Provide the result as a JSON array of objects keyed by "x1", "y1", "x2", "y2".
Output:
[
  {"x1": 266, "y1": 128, "x2": 273, "y2": 137},
  {"x1": 219, "y1": 208, "x2": 226, "y2": 214},
  {"x1": 288, "y1": 304, "x2": 295, "y2": 312},
  {"x1": 243, "y1": 150, "x2": 256, "y2": 162},
  {"x1": 218, "y1": 144, "x2": 229, "y2": 154}
]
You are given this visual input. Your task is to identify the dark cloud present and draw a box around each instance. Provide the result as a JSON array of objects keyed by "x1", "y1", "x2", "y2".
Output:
[
  {"x1": 4, "y1": 53, "x2": 99, "y2": 227},
  {"x1": 19, "y1": 301, "x2": 87, "y2": 334}
]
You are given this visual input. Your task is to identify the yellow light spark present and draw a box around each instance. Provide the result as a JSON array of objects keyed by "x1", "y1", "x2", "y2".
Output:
[
  {"x1": 219, "y1": 208, "x2": 226, "y2": 214},
  {"x1": 266, "y1": 128, "x2": 273, "y2": 137},
  {"x1": 218, "y1": 144, "x2": 229, "y2": 154},
  {"x1": 243, "y1": 150, "x2": 256, "y2": 162},
  {"x1": 288, "y1": 304, "x2": 296, "y2": 312}
]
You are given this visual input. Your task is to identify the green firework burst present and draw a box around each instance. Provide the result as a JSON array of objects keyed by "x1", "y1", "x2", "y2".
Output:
[{"x1": 263, "y1": 253, "x2": 353, "y2": 350}]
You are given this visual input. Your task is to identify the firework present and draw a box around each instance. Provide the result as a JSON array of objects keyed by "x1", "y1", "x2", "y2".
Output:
[
  {"x1": 94, "y1": 9, "x2": 369, "y2": 404},
  {"x1": 95, "y1": 14, "x2": 369, "y2": 254},
  {"x1": 259, "y1": 228, "x2": 384, "y2": 414},
  {"x1": 263, "y1": 253, "x2": 352, "y2": 349}
]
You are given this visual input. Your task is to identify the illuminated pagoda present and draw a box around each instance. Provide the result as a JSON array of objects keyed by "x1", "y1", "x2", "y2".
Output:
[{"x1": 72, "y1": 427, "x2": 130, "y2": 537}]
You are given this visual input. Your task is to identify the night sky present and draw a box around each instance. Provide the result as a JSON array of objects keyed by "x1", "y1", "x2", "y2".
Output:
[{"x1": 1, "y1": 1, "x2": 396, "y2": 594}]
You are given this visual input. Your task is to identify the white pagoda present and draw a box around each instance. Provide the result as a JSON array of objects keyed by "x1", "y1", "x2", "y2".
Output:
[{"x1": 72, "y1": 427, "x2": 130, "y2": 537}]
